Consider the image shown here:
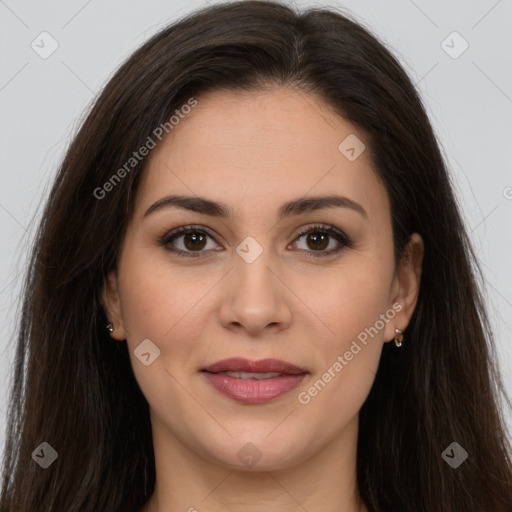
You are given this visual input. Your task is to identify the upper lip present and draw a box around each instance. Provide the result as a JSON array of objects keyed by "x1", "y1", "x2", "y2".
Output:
[{"x1": 202, "y1": 357, "x2": 308, "y2": 375}]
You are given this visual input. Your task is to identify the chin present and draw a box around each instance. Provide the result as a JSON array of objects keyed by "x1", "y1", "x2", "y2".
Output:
[{"x1": 201, "y1": 435, "x2": 307, "y2": 472}]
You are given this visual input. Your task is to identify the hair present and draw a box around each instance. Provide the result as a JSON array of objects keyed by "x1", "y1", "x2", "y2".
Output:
[{"x1": 1, "y1": 1, "x2": 511, "y2": 510}]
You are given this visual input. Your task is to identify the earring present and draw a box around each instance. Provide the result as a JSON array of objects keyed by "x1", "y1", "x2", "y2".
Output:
[
  {"x1": 106, "y1": 323, "x2": 114, "y2": 333},
  {"x1": 394, "y1": 328, "x2": 403, "y2": 347}
]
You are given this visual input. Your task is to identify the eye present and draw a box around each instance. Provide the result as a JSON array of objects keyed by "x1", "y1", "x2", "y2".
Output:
[
  {"x1": 290, "y1": 224, "x2": 353, "y2": 258},
  {"x1": 159, "y1": 223, "x2": 353, "y2": 259},
  {"x1": 159, "y1": 225, "x2": 221, "y2": 258}
]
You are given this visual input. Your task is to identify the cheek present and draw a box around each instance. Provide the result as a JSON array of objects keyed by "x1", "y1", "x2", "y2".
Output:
[
  {"x1": 117, "y1": 252, "x2": 207, "y2": 372},
  {"x1": 117, "y1": 257, "x2": 207, "y2": 421},
  {"x1": 294, "y1": 262, "x2": 392, "y2": 417},
  {"x1": 296, "y1": 345, "x2": 381, "y2": 448},
  {"x1": 119, "y1": 242, "x2": 201, "y2": 331},
  {"x1": 306, "y1": 260, "x2": 394, "y2": 349}
]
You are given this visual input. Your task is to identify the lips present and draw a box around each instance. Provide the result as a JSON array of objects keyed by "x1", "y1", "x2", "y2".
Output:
[
  {"x1": 202, "y1": 357, "x2": 308, "y2": 375},
  {"x1": 201, "y1": 357, "x2": 308, "y2": 404}
]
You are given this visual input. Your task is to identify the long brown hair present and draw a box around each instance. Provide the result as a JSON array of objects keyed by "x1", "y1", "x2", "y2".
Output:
[{"x1": 1, "y1": 1, "x2": 511, "y2": 510}]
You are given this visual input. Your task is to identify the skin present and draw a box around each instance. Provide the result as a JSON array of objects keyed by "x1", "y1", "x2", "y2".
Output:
[{"x1": 102, "y1": 86, "x2": 423, "y2": 512}]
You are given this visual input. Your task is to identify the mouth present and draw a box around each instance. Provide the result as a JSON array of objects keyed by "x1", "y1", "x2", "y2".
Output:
[{"x1": 201, "y1": 357, "x2": 309, "y2": 404}]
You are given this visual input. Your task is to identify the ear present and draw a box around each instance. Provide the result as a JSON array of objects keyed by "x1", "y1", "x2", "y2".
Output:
[
  {"x1": 384, "y1": 233, "x2": 424, "y2": 343},
  {"x1": 100, "y1": 268, "x2": 127, "y2": 340}
]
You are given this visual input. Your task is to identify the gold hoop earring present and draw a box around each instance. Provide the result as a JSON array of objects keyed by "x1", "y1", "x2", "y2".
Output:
[{"x1": 394, "y1": 328, "x2": 403, "y2": 348}]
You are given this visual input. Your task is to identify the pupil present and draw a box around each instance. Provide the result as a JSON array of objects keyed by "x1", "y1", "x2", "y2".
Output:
[
  {"x1": 185, "y1": 232, "x2": 206, "y2": 250},
  {"x1": 181, "y1": 231, "x2": 329, "y2": 252},
  {"x1": 308, "y1": 232, "x2": 328, "y2": 250}
]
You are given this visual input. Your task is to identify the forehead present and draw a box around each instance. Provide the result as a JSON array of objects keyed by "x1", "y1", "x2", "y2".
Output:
[{"x1": 136, "y1": 87, "x2": 389, "y2": 223}]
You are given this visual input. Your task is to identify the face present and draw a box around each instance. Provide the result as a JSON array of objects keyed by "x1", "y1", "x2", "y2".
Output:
[{"x1": 102, "y1": 86, "x2": 423, "y2": 471}]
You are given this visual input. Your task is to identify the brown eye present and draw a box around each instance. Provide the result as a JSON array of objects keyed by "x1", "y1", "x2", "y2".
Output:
[
  {"x1": 159, "y1": 226, "x2": 220, "y2": 257},
  {"x1": 182, "y1": 231, "x2": 207, "y2": 251},
  {"x1": 291, "y1": 224, "x2": 353, "y2": 258},
  {"x1": 160, "y1": 223, "x2": 352, "y2": 259},
  {"x1": 305, "y1": 231, "x2": 329, "y2": 251}
]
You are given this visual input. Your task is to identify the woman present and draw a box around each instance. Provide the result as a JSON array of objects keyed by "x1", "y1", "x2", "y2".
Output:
[{"x1": 1, "y1": 1, "x2": 511, "y2": 511}]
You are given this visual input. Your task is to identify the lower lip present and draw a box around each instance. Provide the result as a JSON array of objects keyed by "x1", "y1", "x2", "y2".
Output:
[{"x1": 202, "y1": 372, "x2": 307, "y2": 404}]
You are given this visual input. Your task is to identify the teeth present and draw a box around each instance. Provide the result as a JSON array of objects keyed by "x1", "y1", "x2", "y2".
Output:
[{"x1": 219, "y1": 371, "x2": 282, "y2": 380}]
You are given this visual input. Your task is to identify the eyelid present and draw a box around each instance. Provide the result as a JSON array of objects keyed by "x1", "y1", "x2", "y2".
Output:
[
  {"x1": 292, "y1": 223, "x2": 351, "y2": 245},
  {"x1": 158, "y1": 224, "x2": 222, "y2": 254},
  {"x1": 159, "y1": 223, "x2": 352, "y2": 258},
  {"x1": 290, "y1": 223, "x2": 353, "y2": 257}
]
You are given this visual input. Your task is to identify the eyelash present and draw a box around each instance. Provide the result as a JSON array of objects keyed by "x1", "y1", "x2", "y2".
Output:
[{"x1": 158, "y1": 223, "x2": 353, "y2": 259}]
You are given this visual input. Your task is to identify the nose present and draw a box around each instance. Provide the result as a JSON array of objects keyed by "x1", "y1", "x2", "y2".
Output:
[{"x1": 218, "y1": 247, "x2": 292, "y2": 337}]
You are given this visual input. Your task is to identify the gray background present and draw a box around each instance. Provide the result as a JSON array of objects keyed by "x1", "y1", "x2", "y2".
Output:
[{"x1": 1, "y1": 0, "x2": 511, "y2": 462}]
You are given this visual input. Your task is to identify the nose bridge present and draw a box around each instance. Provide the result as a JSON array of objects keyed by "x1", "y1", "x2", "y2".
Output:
[
  {"x1": 232, "y1": 238, "x2": 279, "y2": 304},
  {"x1": 220, "y1": 235, "x2": 291, "y2": 332}
]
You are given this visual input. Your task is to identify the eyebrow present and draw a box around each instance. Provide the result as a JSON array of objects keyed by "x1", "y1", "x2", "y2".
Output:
[{"x1": 143, "y1": 194, "x2": 368, "y2": 220}]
